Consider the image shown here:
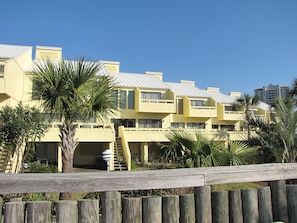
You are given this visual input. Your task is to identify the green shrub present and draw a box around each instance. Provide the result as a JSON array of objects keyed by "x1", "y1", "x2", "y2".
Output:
[
  {"x1": 130, "y1": 160, "x2": 137, "y2": 170},
  {"x1": 27, "y1": 162, "x2": 58, "y2": 173}
]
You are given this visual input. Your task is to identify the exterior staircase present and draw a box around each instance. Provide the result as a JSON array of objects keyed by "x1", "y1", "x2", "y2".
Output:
[
  {"x1": 114, "y1": 137, "x2": 128, "y2": 171},
  {"x1": 0, "y1": 147, "x2": 12, "y2": 173}
]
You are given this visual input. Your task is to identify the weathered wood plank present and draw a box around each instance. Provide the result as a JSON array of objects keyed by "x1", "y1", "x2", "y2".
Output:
[
  {"x1": 204, "y1": 163, "x2": 297, "y2": 185},
  {"x1": 0, "y1": 163, "x2": 296, "y2": 194},
  {"x1": 0, "y1": 170, "x2": 204, "y2": 194}
]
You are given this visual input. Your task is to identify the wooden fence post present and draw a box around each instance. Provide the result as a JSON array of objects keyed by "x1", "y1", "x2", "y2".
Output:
[
  {"x1": 0, "y1": 196, "x2": 3, "y2": 221},
  {"x1": 179, "y1": 194, "x2": 195, "y2": 223},
  {"x1": 77, "y1": 199, "x2": 99, "y2": 223},
  {"x1": 194, "y1": 186, "x2": 212, "y2": 223},
  {"x1": 269, "y1": 180, "x2": 288, "y2": 222},
  {"x1": 122, "y1": 197, "x2": 142, "y2": 223},
  {"x1": 162, "y1": 195, "x2": 179, "y2": 223},
  {"x1": 258, "y1": 187, "x2": 272, "y2": 223},
  {"x1": 241, "y1": 188, "x2": 259, "y2": 223},
  {"x1": 286, "y1": 185, "x2": 297, "y2": 223},
  {"x1": 211, "y1": 191, "x2": 228, "y2": 223},
  {"x1": 101, "y1": 191, "x2": 121, "y2": 223},
  {"x1": 26, "y1": 201, "x2": 51, "y2": 223},
  {"x1": 142, "y1": 196, "x2": 162, "y2": 223},
  {"x1": 55, "y1": 200, "x2": 78, "y2": 223},
  {"x1": 229, "y1": 190, "x2": 243, "y2": 223},
  {"x1": 4, "y1": 202, "x2": 25, "y2": 223}
]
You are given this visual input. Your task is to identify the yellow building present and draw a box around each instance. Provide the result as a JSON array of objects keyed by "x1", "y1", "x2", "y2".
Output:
[{"x1": 0, "y1": 44, "x2": 272, "y2": 172}]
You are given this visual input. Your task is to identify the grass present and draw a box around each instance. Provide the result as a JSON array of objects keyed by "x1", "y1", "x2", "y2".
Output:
[{"x1": 212, "y1": 182, "x2": 264, "y2": 191}]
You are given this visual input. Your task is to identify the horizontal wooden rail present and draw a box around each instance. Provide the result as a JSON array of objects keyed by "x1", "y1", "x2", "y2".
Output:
[{"x1": 0, "y1": 163, "x2": 296, "y2": 194}]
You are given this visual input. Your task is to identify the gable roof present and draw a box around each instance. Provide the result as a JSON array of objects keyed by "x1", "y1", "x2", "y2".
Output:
[
  {"x1": 108, "y1": 73, "x2": 169, "y2": 89},
  {"x1": 166, "y1": 82, "x2": 210, "y2": 98},
  {"x1": 0, "y1": 44, "x2": 32, "y2": 59},
  {"x1": 204, "y1": 90, "x2": 238, "y2": 104}
]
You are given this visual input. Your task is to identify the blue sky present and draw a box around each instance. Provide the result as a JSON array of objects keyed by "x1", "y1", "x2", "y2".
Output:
[{"x1": 1, "y1": 0, "x2": 297, "y2": 95}]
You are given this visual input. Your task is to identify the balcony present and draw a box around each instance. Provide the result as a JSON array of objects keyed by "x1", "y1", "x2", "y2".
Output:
[
  {"x1": 136, "y1": 99, "x2": 175, "y2": 113},
  {"x1": 217, "y1": 104, "x2": 244, "y2": 121},
  {"x1": 183, "y1": 97, "x2": 216, "y2": 118},
  {"x1": 221, "y1": 111, "x2": 245, "y2": 121},
  {"x1": 185, "y1": 105, "x2": 217, "y2": 117},
  {"x1": 135, "y1": 88, "x2": 176, "y2": 113},
  {"x1": 121, "y1": 127, "x2": 253, "y2": 142},
  {"x1": 41, "y1": 123, "x2": 115, "y2": 142}
]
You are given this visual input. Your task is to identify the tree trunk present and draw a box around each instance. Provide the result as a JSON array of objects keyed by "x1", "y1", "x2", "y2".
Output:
[{"x1": 59, "y1": 122, "x2": 79, "y2": 200}]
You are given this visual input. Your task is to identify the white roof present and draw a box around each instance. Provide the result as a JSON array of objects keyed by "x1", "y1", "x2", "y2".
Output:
[
  {"x1": 166, "y1": 82, "x2": 210, "y2": 98},
  {"x1": 256, "y1": 101, "x2": 271, "y2": 111},
  {"x1": 108, "y1": 73, "x2": 169, "y2": 89},
  {"x1": 204, "y1": 90, "x2": 238, "y2": 104},
  {"x1": 0, "y1": 44, "x2": 32, "y2": 58}
]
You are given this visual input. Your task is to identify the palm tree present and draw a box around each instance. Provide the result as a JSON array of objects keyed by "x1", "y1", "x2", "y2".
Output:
[
  {"x1": 234, "y1": 94, "x2": 260, "y2": 141},
  {"x1": 247, "y1": 97, "x2": 297, "y2": 163},
  {"x1": 162, "y1": 130, "x2": 255, "y2": 168},
  {"x1": 275, "y1": 97, "x2": 297, "y2": 163},
  {"x1": 227, "y1": 141, "x2": 256, "y2": 165},
  {"x1": 31, "y1": 58, "x2": 115, "y2": 198},
  {"x1": 247, "y1": 116, "x2": 282, "y2": 163},
  {"x1": 163, "y1": 131, "x2": 226, "y2": 167},
  {"x1": 289, "y1": 78, "x2": 297, "y2": 98}
]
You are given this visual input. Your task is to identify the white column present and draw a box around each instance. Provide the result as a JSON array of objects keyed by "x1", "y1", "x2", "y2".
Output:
[
  {"x1": 141, "y1": 142, "x2": 149, "y2": 163},
  {"x1": 108, "y1": 142, "x2": 115, "y2": 171},
  {"x1": 57, "y1": 144, "x2": 62, "y2": 172}
]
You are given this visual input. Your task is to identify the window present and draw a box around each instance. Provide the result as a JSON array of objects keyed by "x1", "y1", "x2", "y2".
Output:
[
  {"x1": 171, "y1": 122, "x2": 185, "y2": 128},
  {"x1": 112, "y1": 90, "x2": 135, "y2": 109},
  {"x1": 186, "y1": 123, "x2": 205, "y2": 129},
  {"x1": 191, "y1": 100, "x2": 204, "y2": 106},
  {"x1": 141, "y1": 92, "x2": 161, "y2": 100},
  {"x1": 139, "y1": 119, "x2": 162, "y2": 128},
  {"x1": 221, "y1": 125, "x2": 234, "y2": 131},
  {"x1": 0, "y1": 64, "x2": 4, "y2": 77},
  {"x1": 177, "y1": 99, "x2": 183, "y2": 114},
  {"x1": 111, "y1": 90, "x2": 118, "y2": 109},
  {"x1": 224, "y1": 106, "x2": 235, "y2": 111},
  {"x1": 120, "y1": 91, "x2": 126, "y2": 109},
  {"x1": 128, "y1": 91, "x2": 135, "y2": 109},
  {"x1": 31, "y1": 81, "x2": 41, "y2": 100}
]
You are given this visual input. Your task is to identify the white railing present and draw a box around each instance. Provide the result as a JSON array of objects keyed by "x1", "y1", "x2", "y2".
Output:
[
  {"x1": 191, "y1": 106, "x2": 216, "y2": 110},
  {"x1": 49, "y1": 122, "x2": 114, "y2": 129},
  {"x1": 141, "y1": 99, "x2": 174, "y2": 104}
]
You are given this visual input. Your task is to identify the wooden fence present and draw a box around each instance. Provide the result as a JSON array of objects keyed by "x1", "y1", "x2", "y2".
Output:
[{"x1": 0, "y1": 163, "x2": 297, "y2": 222}]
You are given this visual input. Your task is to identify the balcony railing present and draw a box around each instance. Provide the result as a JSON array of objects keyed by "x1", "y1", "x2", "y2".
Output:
[
  {"x1": 48, "y1": 122, "x2": 113, "y2": 129},
  {"x1": 137, "y1": 99, "x2": 176, "y2": 113},
  {"x1": 141, "y1": 99, "x2": 174, "y2": 104},
  {"x1": 191, "y1": 106, "x2": 216, "y2": 110}
]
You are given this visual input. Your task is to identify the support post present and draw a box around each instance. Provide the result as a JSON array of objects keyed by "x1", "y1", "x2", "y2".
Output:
[
  {"x1": 101, "y1": 191, "x2": 121, "y2": 223},
  {"x1": 211, "y1": 191, "x2": 228, "y2": 223},
  {"x1": 286, "y1": 185, "x2": 297, "y2": 223},
  {"x1": 78, "y1": 199, "x2": 99, "y2": 223},
  {"x1": 142, "y1": 196, "x2": 162, "y2": 223},
  {"x1": 162, "y1": 195, "x2": 179, "y2": 223},
  {"x1": 258, "y1": 187, "x2": 273, "y2": 223},
  {"x1": 141, "y1": 142, "x2": 149, "y2": 163},
  {"x1": 241, "y1": 188, "x2": 259, "y2": 223},
  {"x1": 194, "y1": 186, "x2": 212, "y2": 223},
  {"x1": 180, "y1": 194, "x2": 195, "y2": 223},
  {"x1": 26, "y1": 201, "x2": 51, "y2": 223},
  {"x1": 229, "y1": 190, "x2": 243, "y2": 223},
  {"x1": 122, "y1": 197, "x2": 142, "y2": 223},
  {"x1": 4, "y1": 202, "x2": 25, "y2": 223},
  {"x1": 56, "y1": 200, "x2": 78, "y2": 223},
  {"x1": 269, "y1": 180, "x2": 288, "y2": 222}
]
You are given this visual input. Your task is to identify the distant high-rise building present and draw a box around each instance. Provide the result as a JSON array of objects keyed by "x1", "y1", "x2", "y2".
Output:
[{"x1": 254, "y1": 84, "x2": 289, "y2": 105}]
